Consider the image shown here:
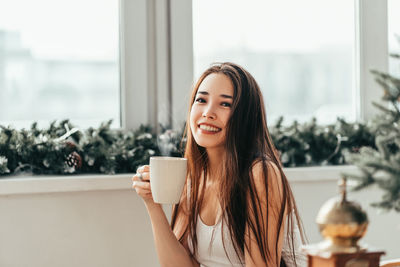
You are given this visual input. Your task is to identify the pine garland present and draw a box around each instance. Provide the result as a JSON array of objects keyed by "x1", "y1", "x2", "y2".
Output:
[
  {"x1": 271, "y1": 117, "x2": 375, "y2": 167},
  {"x1": 0, "y1": 117, "x2": 374, "y2": 176},
  {"x1": 0, "y1": 120, "x2": 184, "y2": 176}
]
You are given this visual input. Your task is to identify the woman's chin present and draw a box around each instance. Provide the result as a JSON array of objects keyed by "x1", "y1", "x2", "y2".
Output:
[
  {"x1": 195, "y1": 141, "x2": 225, "y2": 150},
  {"x1": 192, "y1": 129, "x2": 226, "y2": 150}
]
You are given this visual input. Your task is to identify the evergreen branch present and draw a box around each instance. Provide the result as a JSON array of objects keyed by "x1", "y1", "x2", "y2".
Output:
[
  {"x1": 342, "y1": 171, "x2": 375, "y2": 191},
  {"x1": 365, "y1": 162, "x2": 400, "y2": 176},
  {"x1": 372, "y1": 102, "x2": 398, "y2": 117}
]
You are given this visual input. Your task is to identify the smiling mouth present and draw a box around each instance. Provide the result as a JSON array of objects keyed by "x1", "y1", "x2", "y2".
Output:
[{"x1": 198, "y1": 124, "x2": 222, "y2": 132}]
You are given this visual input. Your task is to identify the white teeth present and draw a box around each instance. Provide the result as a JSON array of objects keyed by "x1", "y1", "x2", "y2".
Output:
[{"x1": 199, "y1": 124, "x2": 220, "y2": 132}]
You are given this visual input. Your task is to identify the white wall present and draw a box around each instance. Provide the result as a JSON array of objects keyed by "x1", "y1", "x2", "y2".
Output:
[
  {"x1": 0, "y1": 189, "x2": 157, "y2": 267},
  {"x1": 0, "y1": 166, "x2": 398, "y2": 267}
]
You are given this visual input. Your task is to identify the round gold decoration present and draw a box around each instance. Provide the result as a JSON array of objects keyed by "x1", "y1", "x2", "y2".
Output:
[{"x1": 315, "y1": 177, "x2": 369, "y2": 253}]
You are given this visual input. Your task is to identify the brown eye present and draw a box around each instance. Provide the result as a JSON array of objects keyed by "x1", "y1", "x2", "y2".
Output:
[
  {"x1": 195, "y1": 98, "x2": 206, "y2": 103},
  {"x1": 221, "y1": 102, "x2": 232, "y2": 107}
]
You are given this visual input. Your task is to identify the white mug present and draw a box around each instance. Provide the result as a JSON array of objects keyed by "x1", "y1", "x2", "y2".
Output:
[{"x1": 149, "y1": 156, "x2": 187, "y2": 204}]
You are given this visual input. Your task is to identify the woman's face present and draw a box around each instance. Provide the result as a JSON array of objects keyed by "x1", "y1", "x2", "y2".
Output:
[{"x1": 190, "y1": 73, "x2": 234, "y2": 150}]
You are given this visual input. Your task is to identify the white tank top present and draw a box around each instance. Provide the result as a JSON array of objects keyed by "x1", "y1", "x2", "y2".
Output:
[
  {"x1": 186, "y1": 181, "x2": 307, "y2": 267},
  {"x1": 188, "y1": 214, "x2": 244, "y2": 267}
]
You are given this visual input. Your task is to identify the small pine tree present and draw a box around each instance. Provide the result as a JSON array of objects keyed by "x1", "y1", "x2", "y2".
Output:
[{"x1": 345, "y1": 50, "x2": 400, "y2": 212}]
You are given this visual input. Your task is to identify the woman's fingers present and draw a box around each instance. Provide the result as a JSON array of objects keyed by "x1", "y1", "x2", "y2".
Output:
[
  {"x1": 137, "y1": 165, "x2": 150, "y2": 173},
  {"x1": 132, "y1": 165, "x2": 155, "y2": 203},
  {"x1": 133, "y1": 165, "x2": 150, "y2": 182},
  {"x1": 132, "y1": 181, "x2": 152, "y2": 199},
  {"x1": 134, "y1": 186, "x2": 150, "y2": 195},
  {"x1": 132, "y1": 172, "x2": 150, "y2": 182},
  {"x1": 132, "y1": 180, "x2": 151, "y2": 190},
  {"x1": 132, "y1": 167, "x2": 152, "y2": 200}
]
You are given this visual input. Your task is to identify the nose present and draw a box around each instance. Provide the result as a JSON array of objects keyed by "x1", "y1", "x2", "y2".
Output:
[{"x1": 202, "y1": 105, "x2": 216, "y2": 120}]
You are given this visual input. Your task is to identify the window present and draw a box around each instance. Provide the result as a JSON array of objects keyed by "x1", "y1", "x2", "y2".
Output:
[
  {"x1": 0, "y1": 0, "x2": 388, "y2": 131},
  {"x1": 192, "y1": 0, "x2": 355, "y2": 124},
  {"x1": 0, "y1": 0, "x2": 120, "y2": 129},
  {"x1": 388, "y1": 0, "x2": 400, "y2": 76}
]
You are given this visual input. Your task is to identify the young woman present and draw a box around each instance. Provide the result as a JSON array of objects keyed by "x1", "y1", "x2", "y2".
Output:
[{"x1": 132, "y1": 62, "x2": 306, "y2": 267}]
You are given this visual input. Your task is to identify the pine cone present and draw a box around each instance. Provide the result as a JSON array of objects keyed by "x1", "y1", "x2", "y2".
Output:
[
  {"x1": 64, "y1": 140, "x2": 77, "y2": 150},
  {"x1": 66, "y1": 151, "x2": 82, "y2": 169}
]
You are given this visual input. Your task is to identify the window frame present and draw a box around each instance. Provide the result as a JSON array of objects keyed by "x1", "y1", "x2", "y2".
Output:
[
  {"x1": 120, "y1": 0, "x2": 389, "y2": 131},
  {"x1": 120, "y1": 0, "x2": 193, "y2": 132},
  {"x1": 355, "y1": 0, "x2": 388, "y2": 122},
  {"x1": 0, "y1": 0, "x2": 388, "y2": 130}
]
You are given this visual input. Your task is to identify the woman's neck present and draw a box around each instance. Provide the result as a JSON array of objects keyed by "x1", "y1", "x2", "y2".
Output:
[{"x1": 206, "y1": 146, "x2": 225, "y2": 181}]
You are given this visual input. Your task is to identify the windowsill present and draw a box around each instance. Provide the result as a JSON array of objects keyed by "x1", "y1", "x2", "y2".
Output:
[
  {"x1": 0, "y1": 173, "x2": 133, "y2": 195},
  {"x1": 0, "y1": 165, "x2": 359, "y2": 195}
]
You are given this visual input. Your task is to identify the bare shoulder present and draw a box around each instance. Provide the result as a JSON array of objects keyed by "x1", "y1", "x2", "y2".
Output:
[
  {"x1": 245, "y1": 160, "x2": 287, "y2": 265},
  {"x1": 251, "y1": 160, "x2": 282, "y2": 186},
  {"x1": 250, "y1": 160, "x2": 284, "y2": 205}
]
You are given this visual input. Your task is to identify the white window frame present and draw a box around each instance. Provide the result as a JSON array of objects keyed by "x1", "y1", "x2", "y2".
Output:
[
  {"x1": 355, "y1": 0, "x2": 388, "y2": 122},
  {"x1": 0, "y1": 0, "x2": 388, "y2": 131},
  {"x1": 120, "y1": 0, "x2": 193, "y2": 132},
  {"x1": 119, "y1": 0, "x2": 389, "y2": 131},
  {"x1": 0, "y1": 0, "x2": 391, "y2": 196}
]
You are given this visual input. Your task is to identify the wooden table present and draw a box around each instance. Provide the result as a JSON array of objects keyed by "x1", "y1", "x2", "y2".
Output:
[{"x1": 303, "y1": 244, "x2": 385, "y2": 267}]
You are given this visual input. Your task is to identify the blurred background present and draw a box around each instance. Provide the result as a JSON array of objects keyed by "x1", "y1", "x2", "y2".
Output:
[{"x1": 0, "y1": 0, "x2": 398, "y2": 129}]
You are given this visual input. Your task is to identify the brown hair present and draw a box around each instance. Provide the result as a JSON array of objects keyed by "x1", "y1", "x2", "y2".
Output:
[{"x1": 171, "y1": 62, "x2": 306, "y2": 266}]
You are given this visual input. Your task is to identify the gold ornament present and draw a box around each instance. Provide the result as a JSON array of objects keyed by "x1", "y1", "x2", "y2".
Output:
[{"x1": 315, "y1": 177, "x2": 369, "y2": 253}]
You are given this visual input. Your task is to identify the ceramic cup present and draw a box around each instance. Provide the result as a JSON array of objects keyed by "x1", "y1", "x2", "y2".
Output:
[{"x1": 149, "y1": 156, "x2": 187, "y2": 204}]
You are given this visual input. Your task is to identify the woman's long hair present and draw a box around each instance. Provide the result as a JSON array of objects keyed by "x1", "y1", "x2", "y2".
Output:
[{"x1": 170, "y1": 62, "x2": 306, "y2": 266}]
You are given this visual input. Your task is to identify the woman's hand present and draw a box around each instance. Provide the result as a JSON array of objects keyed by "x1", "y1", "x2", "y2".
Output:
[{"x1": 132, "y1": 165, "x2": 159, "y2": 207}]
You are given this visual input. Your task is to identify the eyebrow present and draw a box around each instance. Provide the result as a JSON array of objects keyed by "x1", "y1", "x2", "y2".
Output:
[{"x1": 197, "y1": 91, "x2": 233, "y2": 99}]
